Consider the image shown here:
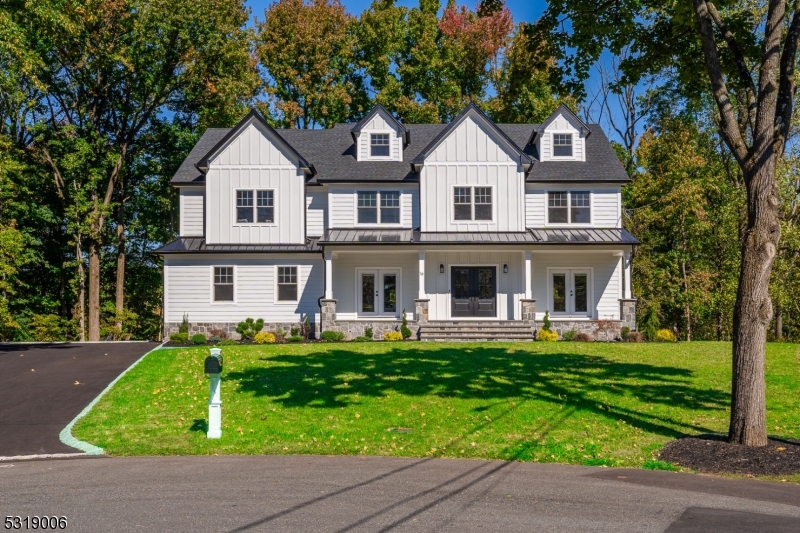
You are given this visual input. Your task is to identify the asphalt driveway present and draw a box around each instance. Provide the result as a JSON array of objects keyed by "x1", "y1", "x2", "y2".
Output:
[{"x1": 0, "y1": 342, "x2": 158, "y2": 457}]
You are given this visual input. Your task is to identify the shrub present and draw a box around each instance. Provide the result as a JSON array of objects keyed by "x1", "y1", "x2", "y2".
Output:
[
  {"x1": 236, "y1": 318, "x2": 264, "y2": 340},
  {"x1": 253, "y1": 331, "x2": 276, "y2": 344},
  {"x1": 625, "y1": 331, "x2": 644, "y2": 343},
  {"x1": 400, "y1": 309, "x2": 412, "y2": 339},
  {"x1": 218, "y1": 339, "x2": 239, "y2": 346},
  {"x1": 169, "y1": 332, "x2": 189, "y2": 344},
  {"x1": 302, "y1": 315, "x2": 312, "y2": 339},
  {"x1": 210, "y1": 336, "x2": 221, "y2": 344},
  {"x1": 29, "y1": 314, "x2": 68, "y2": 341},
  {"x1": 561, "y1": 329, "x2": 577, "y2": 342},
  {"x1": 274, "y1": 328, "x2": 286, "y2": 341},
  {"x1": 656, "y1": 329, "x2": 677, "y2": 342},
  {"x1": 542, "y1": 310, "x2": 552, "y2": 331},
  {"x1": 321, "y1": 330, "x2": 345, "y2": 342},
  {"x1": 353, "y1": 336, "x2": 370, "y2": 342},
  {"x1": 365, "y1": 327, "x2": 373, "y2": 340},
  {"x1": 179, "y1": 313, "x2": 189, "y2": 334},
  {"x1": 574, "y1": 332, "x2": 594, "y2": 342},
  {"x1": 287, "y1": 335, "x2": 304, "y2": 343},
  {"x1": 384, "y1": 331, "x2": 403, "y2": 341},
  {"x1": 640, "y1": 304, "x2": 661, "y2": 341},
  {"x1": 190, "y1": 333, "x2": 207, "y2": 345},
  {"x1": 290, "y1": 326, "x2": 300, "y2": 337},
  {"x1": 537, "y1": 328, "x2": 558, "y2": 341},
  {"x1": 209, "y1": 328, "x2": 229, "y2": 341},
  {"x1": 620, "y1": 326, "x2": 631, "y2": 340}
]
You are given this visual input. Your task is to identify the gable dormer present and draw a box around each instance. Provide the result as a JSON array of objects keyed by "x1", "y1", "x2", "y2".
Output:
[
  {"x1": 351, "y1": 104, "x2": 408, "y2": 162},
  {"x1": 531, "y1": 105, "x2": 591, "y2": 162}
]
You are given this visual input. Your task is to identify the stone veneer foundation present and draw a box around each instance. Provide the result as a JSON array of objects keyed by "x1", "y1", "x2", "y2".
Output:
[
  {"x1": 165, "y1": 321, "x2": 318, "y2": 340},
  {"x1": 540, "y1": 298, "x2": 638, "y2": 340}
]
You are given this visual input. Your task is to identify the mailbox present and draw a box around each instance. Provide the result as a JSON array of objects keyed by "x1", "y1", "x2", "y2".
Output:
[{"x1": 204, "y1": 352, "x2": 223, "y2": 374}]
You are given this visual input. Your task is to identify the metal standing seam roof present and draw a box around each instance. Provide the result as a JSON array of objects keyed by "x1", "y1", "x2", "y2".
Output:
[
  {"x1": 171, "y1": 108, "x2": 630, "y2": 185},
  {"x1": 154, "y1": 237, "x2": 321, "y2": 254},
  {"x1": 528, "y1": 228, "x2": 639, "y2": 244},
  {"x1": 319, "y1": 228, "x2": 638, "y2": 245}
]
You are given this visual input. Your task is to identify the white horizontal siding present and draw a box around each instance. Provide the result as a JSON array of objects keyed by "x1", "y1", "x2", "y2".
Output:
[
  {"x1": 179, "y1": 188, "x2": 204, "y2": 236},
  {"x1": 530, "y1": 252, "x2": 621, "y2": 320},
  {"x1": 329, "y1": 185, "x2": 418, "y2": 228},
  {"x1": 164, "y1": 255, "x2": 323, "y2": 323},
  {"x1": 525, "y1": 184, "x2": 621, "y2": 227},
  {"x1": 331, "y1": 252, "x2": 418, "y2": 319},
  {"x1": 306, "y1": 189, "x2": 328, "y2": 237},
  {"x1": 424, "y1": 251, "x2": 525, "y2": 321}
]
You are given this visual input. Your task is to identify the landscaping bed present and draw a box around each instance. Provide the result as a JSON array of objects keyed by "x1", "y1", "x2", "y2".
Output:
[
  {"x1": 72, "y1": 342, "x2": 800, "y2": 482},
  {"x1": 660, "y1": 434, "x2": 800, "y2": 476}
]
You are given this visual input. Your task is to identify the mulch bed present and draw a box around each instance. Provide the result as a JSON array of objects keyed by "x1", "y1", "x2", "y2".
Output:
[{"x1": 659, "y1": 434, "x2": 800, "y2": 476}]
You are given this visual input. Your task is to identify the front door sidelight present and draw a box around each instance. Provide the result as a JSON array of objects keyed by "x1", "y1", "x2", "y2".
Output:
[{"x1": 451, "y1": 266, "x2": 497, "y2": 317}]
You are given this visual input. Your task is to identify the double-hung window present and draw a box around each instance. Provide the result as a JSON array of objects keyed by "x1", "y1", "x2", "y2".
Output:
[
  {"x1": 548, "y1": 191, "x2": 590, "y2": 224},
  {"x1": 357, "y1": 191, "x2": 400, "y2": 224},
  {"x1": 277, "y1": 266, "x2": 298, "y2": 301},
  {"x1": 370, "y1": 133, "x2": 390, "y2": 157},
  {"x1": 213, "y1": 267, "x2": 234, "y2": 302},
  {"x1": 453, "y1": 186, "x2": 492, "y2": 221},
  {"x1": 236, "y1": 189, "x2": 274, "y2": 224},
  {"x1": 553, "y1": 133, "x2": 573, "y2": 157}
]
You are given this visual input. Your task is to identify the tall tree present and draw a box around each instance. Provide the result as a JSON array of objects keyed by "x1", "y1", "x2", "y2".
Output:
[{"x1": 536, "y1": 0, "x2": 800, "y2": 446}]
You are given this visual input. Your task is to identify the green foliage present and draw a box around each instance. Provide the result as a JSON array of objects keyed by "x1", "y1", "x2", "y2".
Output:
[
  {"x1": 100, "y1": 302, "x2": 139, "y2": 341},
  {"x1": 302, "y1": 315, "x2": 312, "y2": 339},
  {"x1": 365, "y1": 327, "x2": 373, "y2": 340},
  {"x1": 218, "y1": 339, "x2": 239, "y2": 346},
  {"x1": 542, "y1": 310, "x2": 552, "y2": 331},
  {"x1": 29, "y1": 314, "x2": 69, "y2": 342},
  {"x1": 561, "y1": 329, "x2": 577, "y2": 342},
  {"x1": 537, "y1": 328, "x2": 558, "y2": 341},
  {"x1": 620, "y1": 326, "x2": 630, "y2": 340},
  {"x1": 209, "y1": 336, "x2": 221, "y2": 344},
  {"x1": 291, "y1": 327, "x2": 300, "y2": 337},
  {"x1": 625, "y1": 331, "x2": 644, "y2": 343},
  {"x1": 321, "y1": 330, "x2": 345, "y2": 342},
  {"x1": 400, "y1": 308, "x2": 411, "y2": 339},
  {"x1": 353, "y1": 336, "x2": 371, "y2": 342},
  {"x1": 287, "y1": 335, "x2": 304, "y2": 343},
  {"x1": 169, "y1": 332, "x2": 189, "y2": 344},
  {"x1": 236, "y1": 318, "x2": 264, "y2": 340},
  {"x1": 190, "y1": 333, "x2": 207, "y2": 345},
  {"x1": 384, "y1": 330, "x2": 403, "y2": 341},
  {"x1": 179, "y1": 314, "x2": 189, "y2": 334},
  {"x1": 639, "y1": 304, "x2": 661, "y2": 343}
]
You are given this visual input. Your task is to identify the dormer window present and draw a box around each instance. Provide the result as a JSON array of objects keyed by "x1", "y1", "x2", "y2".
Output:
[
  {"x1": 370, "y1": 133, "x2": 390, "y2": 157},
  {"x1": 553, "y1": 134, "x2": 573, "y2": 157}
]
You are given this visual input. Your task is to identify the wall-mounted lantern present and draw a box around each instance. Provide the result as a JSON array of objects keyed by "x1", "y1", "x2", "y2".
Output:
[
  {"x1": 503, "y1": 264, "x2": 509, "y2": 274},
  {"x1": 439, "y1": 264, "x2": 445, "y2": 274}
]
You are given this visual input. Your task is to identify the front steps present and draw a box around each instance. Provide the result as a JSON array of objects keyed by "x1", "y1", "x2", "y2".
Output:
[{"x1": 418, "y1": 321, "x2": 535, "y2": 342}]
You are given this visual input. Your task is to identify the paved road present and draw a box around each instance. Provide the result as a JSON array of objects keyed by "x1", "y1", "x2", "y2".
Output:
[
  {"x1": 0, "y1": 342, "x2": 159, "y2": 456},
  {"x1": 1, "y1": 456, "x2": 798, "y2": 532}
]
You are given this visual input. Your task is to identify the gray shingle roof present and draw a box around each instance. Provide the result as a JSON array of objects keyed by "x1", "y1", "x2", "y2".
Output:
[
  {"x1": 171, "y1": 115, "x2": 629, "y2": 185},
  {"x1": 154, "y1": 237, "x2": 321, "y2": 254}
]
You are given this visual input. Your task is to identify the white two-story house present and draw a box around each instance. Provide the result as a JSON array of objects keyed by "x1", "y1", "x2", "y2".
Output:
[{"x1": 157, "y1": 103, "x2": 638, "y2": 340}]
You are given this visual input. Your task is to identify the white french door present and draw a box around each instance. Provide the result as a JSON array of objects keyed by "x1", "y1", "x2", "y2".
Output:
[
  {"x1": 357, "y1": 269, "x2": 400, "y2": 316},
  {"x1": 550, "y1": 269, "x2": 591, "y2": 317}
]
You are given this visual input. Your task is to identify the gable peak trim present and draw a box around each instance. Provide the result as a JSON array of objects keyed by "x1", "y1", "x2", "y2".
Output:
[
  {"x1": 529, "y1": 104, "x2": 592, "y2": 145},
  {"x1": 351, "y1": 104, "x2": 409, "y2": 145}
]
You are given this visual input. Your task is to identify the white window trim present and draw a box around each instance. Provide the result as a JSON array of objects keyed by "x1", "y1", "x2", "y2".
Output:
[
  {"x1": 354, "y1": 190, "x2": 404, "y2": 227},
  {"x1": 450, "y1": 185, "x2": 495, "y2": 224},
  {"x1": 210, "y1": 265, "x2": 236, "y2": 305},
  {"x1": 232, "y1": 188, "x2": 278, "y2": 227},
  {"x1": 547, "y1": 129, "x2": 581, "y2": 161},
  {"x1": 366, "y1": 130, "x2": 396, "y2": 160},
  {"x1": 446, "y1": 263, "x2": 501, "y2": 320},
  {"x1": 355, "y1": 267, "x2": 402, "y2": 318},
  {"x1": 545, "y1": 190, "x2": 594, "y2": 227},
  {"x1": 274, "y1": 265, "x2": 300, "y2": 304},
  {"x1": 546, "y1": 267, "x2": 594, "y2": 318}
]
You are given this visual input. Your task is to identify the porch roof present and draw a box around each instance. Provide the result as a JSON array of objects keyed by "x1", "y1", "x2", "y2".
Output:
[
  {"x1": 528, "y1": 228, "x2": 639, "y2": 244},
  {"x1": 154, "y1": 237, "x2": 321, "y2": 254},
  {"x1": 320, "y1": 228, "x2": 639, "y2": 245}
]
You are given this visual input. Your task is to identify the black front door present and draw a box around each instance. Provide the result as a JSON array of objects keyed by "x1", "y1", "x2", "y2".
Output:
[{"x1": 451, "y1": 267, "x2": 496, "y2": 317}]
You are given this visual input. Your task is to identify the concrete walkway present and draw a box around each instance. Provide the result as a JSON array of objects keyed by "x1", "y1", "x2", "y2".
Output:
[
  {"x1": 0, "y1": 455, "x2": 798, "y2": 532},
  {"x1": 0, "y1": 342, "x2": 158, "y2": 456}
]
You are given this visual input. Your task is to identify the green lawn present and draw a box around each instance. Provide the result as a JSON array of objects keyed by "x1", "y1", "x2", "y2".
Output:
[{"x1": 74, "y1": 341, "x2": 800, "y2": 477}]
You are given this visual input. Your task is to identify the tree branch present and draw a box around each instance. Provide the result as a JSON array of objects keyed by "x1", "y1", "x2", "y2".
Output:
[{"x1": 776, "y1": 0, "x2": 800, "y2": 154}]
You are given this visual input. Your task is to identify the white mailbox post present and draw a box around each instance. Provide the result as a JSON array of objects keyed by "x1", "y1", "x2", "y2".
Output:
[{"x1": 204, "y1": 348, "x2": 223, "y2": 439}]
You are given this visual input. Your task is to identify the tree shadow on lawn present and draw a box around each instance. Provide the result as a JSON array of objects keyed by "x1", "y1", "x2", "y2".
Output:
[{"x1": 225, "y1": 346, "x2": 729, "y2": 439}]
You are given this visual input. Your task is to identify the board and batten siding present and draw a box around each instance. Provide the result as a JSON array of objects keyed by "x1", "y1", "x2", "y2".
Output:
[
  {"x1": 419, "y1": 115, "x2": 525, "y2": 232},
  {"x1": 525, "y1": 184, "x2": 621, "y2": 227},
  {"x1": 329, "y1": 185, "x2": 418, "y2": 228},
  {"x1": 330, "y1": 252, "x2": 418, "y2": 319},
  {"x1": 205, "y1": 121, "x2": 306, "y2": 244},
  {"x1": 306, "y1": 188, "x2": 328, "y2": 237},
  {"x1": 356, "y1": 112, "x2": 403, "y2": 161},
  {"x1": 179, "y1": 188, "x2": 204, "y2": 236},
  {"x1": 530, "y1": 252, "x2": 621, "y2": 320},
  {"x1": 536, "y1": 113, "x2": 586, "y2": 162},
  {"x1": 424, "y1": 251, "x2": 525, "y2": 321},
  {"x1": 164, "y1": 255, "x2": 323, "y2": 324}
]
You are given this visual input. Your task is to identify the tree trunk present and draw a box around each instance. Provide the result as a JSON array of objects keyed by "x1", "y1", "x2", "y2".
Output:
[
  {"x1": 729, "y1": 160, "x2": 780, "y2": 447},
  {"x1": 775, "y1": 305, "x2": 783, "y2": 341},
  {"x1": 88, "y1": 240, "x2": 101, "y2": 341},
  {"x1": 115, "y1": 201, "x2": 125, "y2": 335},
  {"x1": 682, "y1": 260, "x2": 692, "y2": 342},
  {"x1": 76, "y1": 236, "x2": 85, "y2": 342}
]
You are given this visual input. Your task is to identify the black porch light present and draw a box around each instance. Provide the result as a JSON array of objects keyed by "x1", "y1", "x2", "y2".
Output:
[
  {"x1": 503, "y1": 263, "x2": 508, "y2": 273},
  {"x1": 439, "y1": 263, "x2": 445, "y2": 274}
]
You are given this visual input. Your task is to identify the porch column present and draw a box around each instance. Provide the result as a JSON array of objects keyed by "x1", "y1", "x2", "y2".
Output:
[
  {"x1": 623, "y1": 251, "x2": 631, "y2": 299},
  {"x1": 524, "y1": 251, "x2": 532, "y2": 299},
  {"x1": 418, "y1": 251, "x2": 426, "y2": 299},
  {"x1": 325, "y1": 252, "x2": 333, "y2": 299}
]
